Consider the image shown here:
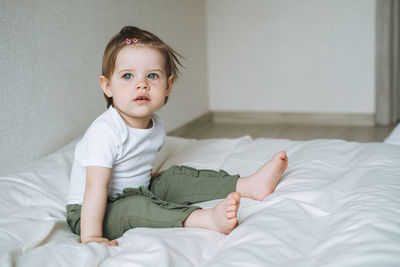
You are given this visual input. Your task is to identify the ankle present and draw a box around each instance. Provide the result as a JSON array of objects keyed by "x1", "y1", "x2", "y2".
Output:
[
  {"x1": 236, "y1": 177, "x2": 255, "y2": 199},
  {"x1": 183, "y1": 209, "x2": 210, "y2": 229}
]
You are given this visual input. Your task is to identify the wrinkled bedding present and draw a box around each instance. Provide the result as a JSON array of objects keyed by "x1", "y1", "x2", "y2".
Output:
[{"x1": 1, "y1": 136, "x2": 400, "y2": 267}]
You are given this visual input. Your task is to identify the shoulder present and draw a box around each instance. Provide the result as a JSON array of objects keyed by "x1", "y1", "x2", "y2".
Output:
[
  {"x1": 86, "y1": 106, "x2": 128, "y2": 143},
  {"x1": 74, "y1": 107, "x2": 128, "y2": 166}
]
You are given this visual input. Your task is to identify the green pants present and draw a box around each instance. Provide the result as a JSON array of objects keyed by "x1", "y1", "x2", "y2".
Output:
[{"x1": 66, "y1": 165, "x2": 239, "y2": 240}]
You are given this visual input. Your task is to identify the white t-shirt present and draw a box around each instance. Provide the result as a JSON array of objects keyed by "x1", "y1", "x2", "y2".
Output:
[{"x1": 67, "y1": 106, "x2": 165, "y2": 205}]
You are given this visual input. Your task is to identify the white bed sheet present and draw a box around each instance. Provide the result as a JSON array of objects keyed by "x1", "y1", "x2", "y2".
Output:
[
  {"x1": 384, "y1": 122, "x2": 400, "y2": 145},
  {"x1": 1, "y1": 136, "x2": 400, "y2": 267}
]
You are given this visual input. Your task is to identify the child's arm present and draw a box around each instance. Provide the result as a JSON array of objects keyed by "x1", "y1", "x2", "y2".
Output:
[{"x1": 80, "y1": 166, "x2": 118, "y2": 246}]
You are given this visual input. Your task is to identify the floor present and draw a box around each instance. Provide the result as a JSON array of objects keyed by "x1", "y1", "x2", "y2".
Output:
[{"x1": 170, "y1": 121, "x2": 396, "y2": 143}]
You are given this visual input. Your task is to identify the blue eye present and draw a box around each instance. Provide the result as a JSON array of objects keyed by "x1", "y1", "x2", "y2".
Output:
[
  {"x1": 148, "y1": 73, "x2": 159, "y2": 79},
  {"x1": 123, "y1": 73, "x2": 133, "y2": 79}
]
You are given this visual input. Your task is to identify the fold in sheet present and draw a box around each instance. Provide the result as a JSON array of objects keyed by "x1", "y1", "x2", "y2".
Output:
[{"x1": 1, "y1": 136, "x2": 400, "y2": 267}]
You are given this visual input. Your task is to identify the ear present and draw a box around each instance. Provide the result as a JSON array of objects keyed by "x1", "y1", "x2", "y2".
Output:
[
  {"x1": 166, "y1": 75, "x2": 175, "y2": 96},
  {"x1": 99, "y1": 75, "x2": 112, "y2": 97}
]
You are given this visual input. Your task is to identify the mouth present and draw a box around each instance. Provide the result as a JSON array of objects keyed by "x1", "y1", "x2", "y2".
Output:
[{"x1": 134, "y1": 95, "x2": 150, "y2": 102}]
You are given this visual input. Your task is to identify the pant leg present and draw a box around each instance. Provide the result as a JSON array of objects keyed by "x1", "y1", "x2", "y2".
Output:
[
  {"x1": 66, "y1": 204, "x2": 82, "y2": 235},
  {"x1": 150, "y1": 165, "x2": 239, "y2": 205},
  {"x1": 66, "y1": 186, "x2": 200, "y2": 240}
]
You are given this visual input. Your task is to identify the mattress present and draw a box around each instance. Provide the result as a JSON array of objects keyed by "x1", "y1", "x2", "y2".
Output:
[{"x1": 1, "y1": 136, "x2": 400, "y2": 267}]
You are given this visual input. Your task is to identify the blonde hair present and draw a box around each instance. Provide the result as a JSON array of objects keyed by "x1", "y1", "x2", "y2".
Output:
[{"x1": 101, "y1": 26, "x2": 182, "y2": 107}]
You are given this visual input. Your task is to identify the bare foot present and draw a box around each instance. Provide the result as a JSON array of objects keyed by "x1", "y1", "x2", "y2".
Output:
[
  {"x1": 183, "y1": 192, "x2": 240, "y2": 234},
  {"x1": 237, "y1": 151, "x2": 288, "y2": 201}
]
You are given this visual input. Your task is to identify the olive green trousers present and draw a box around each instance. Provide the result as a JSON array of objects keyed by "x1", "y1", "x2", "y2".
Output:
[{"x1": 66, "y1": 165, "x2": 239, "y2": 240}]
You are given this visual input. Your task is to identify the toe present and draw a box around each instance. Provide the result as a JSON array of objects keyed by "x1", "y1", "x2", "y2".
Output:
[
  {"x1": 226, "y1": 211, "x2": 236, "y2": 219},
  {"x1": 226, "y1": 192, "x2": 240, "y2": 205},
  {"x1": 226, "y1": 198, "x2": 236, "y2": 205},
  {"x1": 228, "y1": 217, "x2": 238, "y2": 227},
  {"x1": 231, "y1": 192, "x2": 241, "y2": 202},
  {"x1": 226, "y1": 204, "x2": 238, "y2": 212}
]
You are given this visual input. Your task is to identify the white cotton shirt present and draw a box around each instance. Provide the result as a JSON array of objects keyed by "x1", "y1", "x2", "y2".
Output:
[{"x1": 66, "y1": 106, "x2": 165, "y2": 205}]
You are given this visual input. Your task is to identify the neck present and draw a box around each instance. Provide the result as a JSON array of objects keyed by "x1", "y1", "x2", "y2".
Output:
[{"x1": 114, "y1": 107, "x2": 152, "y2": 129}]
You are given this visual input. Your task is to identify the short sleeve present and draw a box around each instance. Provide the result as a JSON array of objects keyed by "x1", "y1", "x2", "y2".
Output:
[
  {"x1": 153, "y1": 114, "x2": 166, "y2": 152},
  {"x1": 75, "y1": 121, "x2": 120, "y2": 168},
  {"x1": 157, "y1": 130, "x2": 166, "y2": 152}
]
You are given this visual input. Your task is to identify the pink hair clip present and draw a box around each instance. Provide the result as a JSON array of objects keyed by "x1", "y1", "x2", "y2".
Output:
[{"x1": 125, "y1": 38, "x2": 138, "y2": 45}]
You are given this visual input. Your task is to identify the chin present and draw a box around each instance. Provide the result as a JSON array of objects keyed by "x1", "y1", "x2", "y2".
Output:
[{"x1": 130, "y1": 112, "x2": 153, "y2": 119}]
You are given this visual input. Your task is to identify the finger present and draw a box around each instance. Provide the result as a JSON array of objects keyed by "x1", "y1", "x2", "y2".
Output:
[
  {"x1": 104, "y1": 240, "x2": 118, "y2": 246},
  {"x1": 151, "y1": 171, "x2": 163, "y2": 177},
  {"x1": 110, "y1": 240, "x2": 119, "y2": 246}
]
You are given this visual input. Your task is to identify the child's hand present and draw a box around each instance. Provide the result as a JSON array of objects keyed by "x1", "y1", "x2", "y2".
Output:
[
  {"x1": 82, "y1": 236, "x2": 119, "y2": 246},
  {"x1": 151, "y1": 170, "x2": 164, "y2": 177}
]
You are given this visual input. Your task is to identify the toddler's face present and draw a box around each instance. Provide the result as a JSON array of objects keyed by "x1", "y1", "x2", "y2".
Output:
[{"x1": 101, "y1": 45, "x2": 173, "y2": 128}]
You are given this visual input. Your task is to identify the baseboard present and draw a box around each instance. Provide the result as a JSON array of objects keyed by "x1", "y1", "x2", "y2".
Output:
[
  {"x1": 213, "y1": 111, "x2": 375, "y2": 126},
  {"x1": 167, "y1": 112, "x2": 213, "y2": 136},
  {"x1": 168, "y1": 111, "x2": 375, "y2": 135}
]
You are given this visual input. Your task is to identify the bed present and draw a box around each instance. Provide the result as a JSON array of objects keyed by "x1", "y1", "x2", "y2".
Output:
[
  {"x1": 384, "y1": 122, "x2": 400, "y2": 146},
  {"x1": 1, "y1": 135, "x2": 400, "y2": 267}
]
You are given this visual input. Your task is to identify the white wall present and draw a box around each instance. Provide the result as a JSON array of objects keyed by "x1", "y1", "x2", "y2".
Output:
[
  {"x1": 0, "y1": 0, "x2": 378, "y2": 175},
  {"x1": 206, "y1": 0, "x2": 375, "y2": 114},
  {"x1": 0, "y1": 0, "x2": 208, "y2": 175}
]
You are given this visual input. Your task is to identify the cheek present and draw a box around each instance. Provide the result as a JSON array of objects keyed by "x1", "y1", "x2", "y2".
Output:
[
  {"x1": 112, "y1": 86, "x2": 132, "y2": 100},
  {"x1": 150, "y1": 78, "x2": 169, "y2": 89},
  {"x1": 149, "y1": 79, "x2": 163, "y2": 86}
]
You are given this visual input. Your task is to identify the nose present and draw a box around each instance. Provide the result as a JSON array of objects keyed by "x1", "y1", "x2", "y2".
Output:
[{"x1": 136, "y1": 78, "x2": 149, "y2": 90}]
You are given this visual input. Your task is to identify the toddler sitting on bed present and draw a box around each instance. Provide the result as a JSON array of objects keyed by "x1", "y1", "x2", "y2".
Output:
[{"x1": 66, "y1": 26, "x2": 288, "y2": 246}]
